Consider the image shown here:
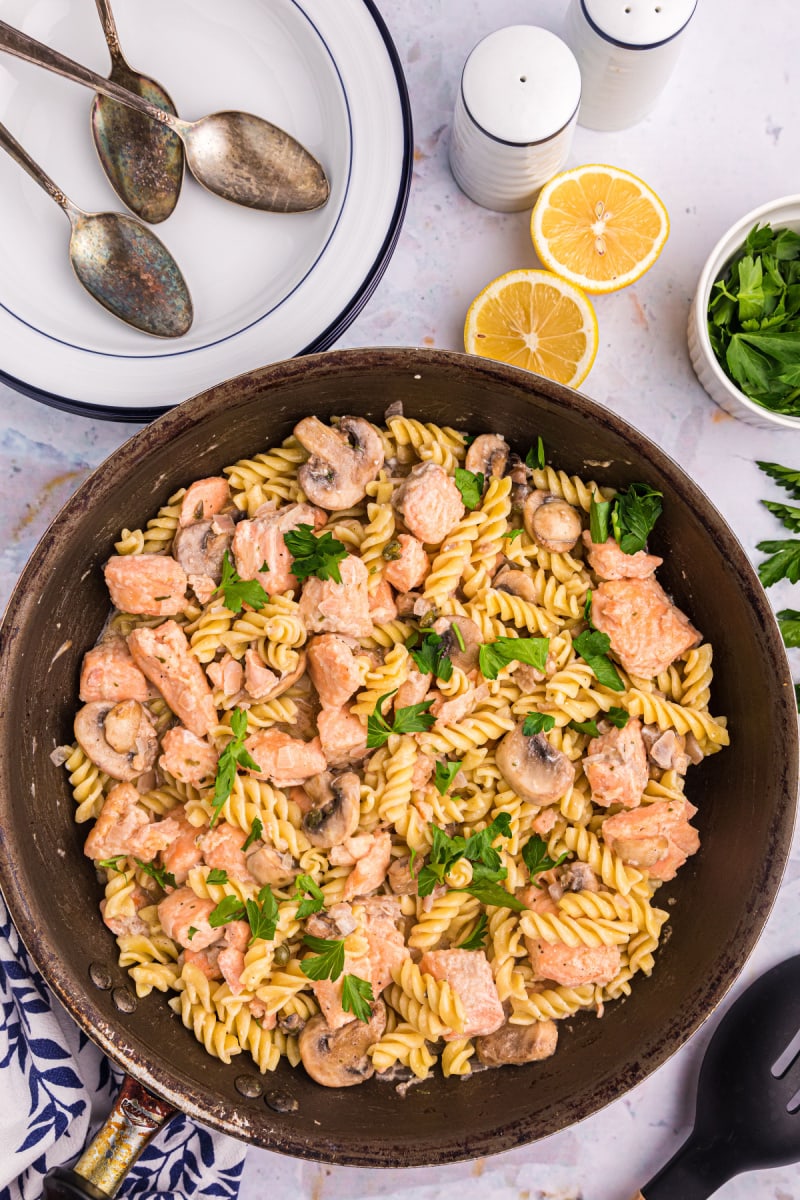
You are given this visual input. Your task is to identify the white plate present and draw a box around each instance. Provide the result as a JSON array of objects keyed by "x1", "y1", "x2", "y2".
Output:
[{"x1": 0, "y1": 0, "x2": 411, "y2": 418}]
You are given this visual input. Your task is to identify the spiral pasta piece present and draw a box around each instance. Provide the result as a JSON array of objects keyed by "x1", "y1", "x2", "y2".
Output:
[
  {"x1": 423, "y1": 508, "x2": 485, "y2": 602},
  {"x1": 391, "y1": 958, "x2": 466, "y2": 1033},
  {"x1": 352, "y1": 644, "x2": 410, "y2": 720},
  {"x1": 361, "y1": 472, "x2": 397, "y2": 592},
  {"x1": 483, "y1": 586, "x2": 559, "y2": 635},
  {"x1": 65, "y1": 743, "x2": 109, "y2": 824},
  {"x1": 368, "y1": 1022, "x2": 437, "y2": 1079},
  {"x1": 510, "y1": 984, "x2": 597, "y2": 1024},
  {"x1": 530, "y1": 467, "x2": 614, "y2": 513},
  {"x1": 624, "y1": 689, "x2": 729, "y2": 747},
  {"x1": 462, "y1": 476, "x2": 512, "y2": 599},
  {"x1": 387, "y1": 416, "x2": 466, "y2": 474},
  {"x1": 441, "y1": 1038, "x2": 475, "y2": 1077},
  {"x1": 548, "y1": 824, "x2": 649, "y2": 897},
  {"x1": 408, "y1": 891, "x2": 481, "y2": 951}
]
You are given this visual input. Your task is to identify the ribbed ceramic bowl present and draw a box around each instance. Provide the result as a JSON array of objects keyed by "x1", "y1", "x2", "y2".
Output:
[
  {"x1": 688, "y1": 194, "x2": 800, "y2": 429},
  {"x1": 0, "y1": 348, "x2": 796, "y2": 1169}
]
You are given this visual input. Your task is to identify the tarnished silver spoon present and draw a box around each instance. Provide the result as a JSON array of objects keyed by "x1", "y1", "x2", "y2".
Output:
[
  {"x1": 91, "y1": 0, "x2": 183, "y2": 224},
  {"x1": 0, "y1": 18, "x2": 330, "y2": 214},
  {"x1": 0, "y1": 121, "x2": 193, "y2": 337}
]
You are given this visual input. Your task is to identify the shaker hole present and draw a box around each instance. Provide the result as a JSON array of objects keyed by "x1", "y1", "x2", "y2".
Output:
[
  {"x1": 624, "y1": 6, "x2": 631, "y2": 12},
  {"x1": 519, "y1": 75, "x2": 527, "y2": 83}
]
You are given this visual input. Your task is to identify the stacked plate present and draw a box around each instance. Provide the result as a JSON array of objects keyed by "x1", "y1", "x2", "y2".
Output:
[{"x1": 0, "y1": 0, "x2": 412, "y2": 418}]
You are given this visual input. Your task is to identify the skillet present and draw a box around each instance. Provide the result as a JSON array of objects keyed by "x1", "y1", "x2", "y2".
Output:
[{"x1": 0, "y1": 347, "x2": 795, "y2": 1194}]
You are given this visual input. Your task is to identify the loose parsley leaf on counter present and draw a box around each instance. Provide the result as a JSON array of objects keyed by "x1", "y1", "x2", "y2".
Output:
[
  {"x1": 213, "y1": 550, "x2": 269, "y2": 614},
  {"x1": 521, "y1": 835, "x2": 568, "y2": 886},
  {"x1": 611, "y1": 484, "x2": 663, "y2": 555},
  {"x1": 135, "y1": 860, "x2": 176, "y2": 891},
  {"x1": 210, "y1": 708, "x2": 261, "y2": 826},
  {"x1": 300, "y1": 934, "x2": 346, "y2": 981},
  {"x1": 777, "y1": 609, "x2": 800, "y2": 648},
  {"x1": 757, "y1": 460, "x2": 800, "y2": 499},
  {"x1": 433, "y1": 759, "x2": 461, "y2": 795},
  {"x1": 756, "y1": 540, "x2": 800, "y2": 587},
  {"x1": 522, "y1": 712, "x2": 555, "y2": 736},
  {"x1": 454, "y1": 468, "x2": 485, "y2": 510},
  {"x1": 573, "y1": 629, "x2": 625, "y2": 692},
  {"x1": 457, "y1": 913, "x2": 488, "y2": 950},
  {"x1": 589, "y1": 495, "x2": 610, "y2": 544},
  {"x1": 479, "y1": 636, "x2": 549, "y2": 680},
  {"x1": 294, "y1": 874, "x2": 326, "y2": 920},
  {"x1": 763, "y1": 499, "x2": 800, "y2": 533},
  {"x1": 341, "y1": 974, "x2": 374, "y2": 1022},
  {"x1": 366, "y1": 692, "x2": 435, "y2": 749},
  {"x1": 526, "y1": 437, "x2": 546, "y2": 470},
  {"x1": 284, "y1": 524, "x2": 348, "y2": 583},
  {"x1": 407, "y1": 630, "x2": 454, "y2": 681}
]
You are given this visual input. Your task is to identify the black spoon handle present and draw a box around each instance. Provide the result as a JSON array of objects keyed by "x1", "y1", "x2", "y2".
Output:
[{"x1": 635, "y1": 1133, "x2": 732, "y2": 1200}]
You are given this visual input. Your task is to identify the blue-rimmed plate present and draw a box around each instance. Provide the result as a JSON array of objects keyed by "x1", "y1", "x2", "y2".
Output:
[{"x1": 0, "y1": 0, "x2": 411, "y2": 419}]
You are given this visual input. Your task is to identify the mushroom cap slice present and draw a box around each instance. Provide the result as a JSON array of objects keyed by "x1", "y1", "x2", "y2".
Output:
[
  {"x1": 295, "y1": 416, "x2": 385, "y2": 511},
  {"x1": 493, "y1": 565, "x2": 537, "y2": 603},
  {"x1": 465, "y1": 434, "x2": 509, "y2": 479},
  {"x1": 524, "y1": 494, "x2": 582, "y2": 553},
  {"x1": 496, "y1": 725, "x2": 575, "y2": 805},
  {"x1": 298, "y1": 1003, "x2": 386, "y2": 1088},
  {"x1": 430, "y1": 616, "x2": 483, "y2": 673},
  {"x1": 302, "y1": 771, "x2": 361, "y2": 848},
  {"x1": 74, "y1": 700, "x2": 158, "y2": 782},
  {"x1": 476, "y1": 1018, "x2": 558, "y2": 1066},
  {"x1": 246, "y1": 844, "x2": 298, "y2": 888}
]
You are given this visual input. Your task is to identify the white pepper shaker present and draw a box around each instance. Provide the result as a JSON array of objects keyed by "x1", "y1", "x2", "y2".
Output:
[
  {"x1": 564, "y1": 0, "x2": 697, "y2": 131},
  {"x1": 449, "y1": 26, "x2": 581, "y2": 213}
]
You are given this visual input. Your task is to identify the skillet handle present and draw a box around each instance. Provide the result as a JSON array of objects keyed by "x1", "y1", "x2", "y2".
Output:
[{"x1": 43, "y1": 1074, "x2": 176, "y2": 1199}]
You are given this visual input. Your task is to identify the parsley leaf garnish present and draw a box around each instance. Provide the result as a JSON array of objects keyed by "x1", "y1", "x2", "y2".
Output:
[
  {"x1": 521, "y1": 836, "x2": 568, "y2": 886},
  {"x1": 589, "y1": 495, "x2": 610, "y2": 544},
  {"x1": 573, "y1": 629, "x2": 625, "y2": 692},
  {"x1": 606, "y1": 706, "x2": 630, "y2": 728},
  {"x1": 758, "y1": 460, "x2": 800, "y2": 500},
  {"x1": 525, "y1": 437, "x2": 546, "y2": 470},
  {"x1": 522, "y1": 712, "x2": 555, "y2": 736},
  {"x1": 284, "y1": 524, "x2": 348, "y2": 584},
  {"x1": 569, "y1": 717, "x2": 599, "y2": 737},
  {"x1": 245, "y1": 886, "x2": 279, "y2": 943},
  {"x1": 611, "y1": 484, "x2": 663, "y2": 555},
  {"x1": 457, "y1": 913, "x2": 488, "y2": 950},
  {"x1": 300, "y1": 934, "x2": 346, "y2": 981},
  {"x1": 242, "y1": 816, "x2": 263, "y2": 851},
  {"x1": 777, "y1": 609, "x2": 800, "y2": 648},
  {"x1": 466, "y1": 876, "x2": 524, "y2": 909},
  {"x1": 366, "y1": 692, "x2": 435, "y2": 749},
  {"x1": 206, "y1": 868, "x2": 228, "y2": 885},
  {"x1": 188, "y1": 926, "x2": 198, "y2": 940},
  {"x1": 208, "y1": 894, "x2": 246, "y2": 928},
  {"x1": 213, "y1": 550, "x2": 269, "y2": 614},
  {"x1": 454, "y1": 468, "x2": 485, "y2": 510},
  {"x1": 293, "y1": 873, "x2": 326, "y2": 920},
  {"x1": 135, "y1": 859, "x2": 176, "y2": 891},
  {"x1": 407, "y1": 631, "x2": 453, "y2": 681},
  {"x1": 479, "y1": 636, "x2": 549, "y2": 681},
  {"x1": 501, "y1": 527, "x2": 524, "y2": 541},
  {"x1": 98, "y1": 856, "x2": 126, "y2": 874},
  {"x1": 211, "y1": 708, "x2": 261, "y2": 826},
  {"x1": 341, "y1": 974, "x2": 374, "y2": 1022},
  {"x1": 568, "y1": 705, "x2": 628, "y2": 739},
  {"x1": 433, "y1": 759, "x2": 461, "y2": 795},
  {"x1": 453, "y1": 622, "x2": 466, "y2": 651},
  {"x1": 417, "y1": 815, "x2": 524, "y2": 910},
  {"x1": 757, "y1": 540, "x2": 800, "y2": 587}
]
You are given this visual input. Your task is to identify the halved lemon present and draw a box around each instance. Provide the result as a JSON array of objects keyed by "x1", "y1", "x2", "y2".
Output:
[
  {"x1": 464, "y1": 268, "x2": 598, "y2": 387},
  {"x1": 531, "y1": 164, "x2": 669, "y2": 294}
]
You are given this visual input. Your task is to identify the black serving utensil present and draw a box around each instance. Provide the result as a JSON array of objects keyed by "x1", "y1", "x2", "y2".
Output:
[{"x1": 634, "y1": 954, "x2": 800, "y2": 1199}]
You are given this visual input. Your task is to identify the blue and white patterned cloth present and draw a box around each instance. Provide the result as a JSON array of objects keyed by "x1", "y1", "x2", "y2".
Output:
[{"x1": 0, "y1": 893, "x2": 247, "y2": 1200}]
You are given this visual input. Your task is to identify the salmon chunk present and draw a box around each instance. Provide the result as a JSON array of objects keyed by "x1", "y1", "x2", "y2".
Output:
[
  {"x1": 317, "y1": 706, "x2": 368, "y2": 766},
  {"x1": 243, "y1": 649, "x2": 280, "y2": 701},
  {"x1": 217, "y1": 920, "x2": 250, "y2": 995},
  {"x1": 159, "y1": 726, "x2": 218, "y2": 788},
  {"x1": 200, "y1": 822, "x2": 251, "y2": 881},
  {"x1": 83, "y1": 781, "x2": 152, "y2": 862},
  {"x1": 100, "y1": 883, "x2": 152, "y2": 938},
  {"x1": 584, "y1": 717, "x2": 648, "y2": 809},
  {"x1": 158, "y1": 887, "x2": 223, "y2": 951},
  {"x1": 79, "y1": 637, "x2": 152, "y2": 703},
  {"x1": 602, "y1": 798, "x2": 700, "y2": 881},
  {"x1": 128, "y1": 621, "x2": 217, "y2": 738},
  {"x1": 244, "y1": 729, "x2": 327, "y2": 787},
  {"x1": 206, "y1": 653, "x2": 244, "y2": 697},
  {"x1": 368, "y1": 578, "x2": 398, "y2": 625},
  {"x1": 419, "y1": 949, "x2": 504, "y2": 1040},
  {"x1": 383, "y1": 534, "x2": 430, "y2": 592},
  {"x1": 395, "y1": 666, "x2": 432, "y2": 712},
  {"x1": 307, "y1": 635, "x2": 363, "y2": 709},
  {"x1": 590, "y1": 577, "x2": 701, "y2": 677},
  {"x1": 342, "y1": 831, "x2": 392, "y2": 900},
  {"x1": 299, "y1": 555, "x2": 372, "y2": 638},
  {"x1": 582, "y1": 532, "x2": 662, "y2": 580},
  {"x1": 104, "y1": 555, "x2": 188, "y2": 617},
  {"x1": 526, "y1": 941, "x2": 620, "y2": 988},
  {"x1": 183, "y1": 947, "x2": 223, "y2": 981},
  {"x1": 232, "y1": 502, "x2": 326, "y2": 596},
  {"x1": 393, "y1": 463, "x2": 465, "y2": 546},
  {"x1": 179, "y1": 477, "x2": 231, "y2": 526},
  {"x1": 309, "y1": 896, "x2": 408, "y2": 1029},
  {"x1": 160, "y1": 813, "x2": 204, "y2": 884}
]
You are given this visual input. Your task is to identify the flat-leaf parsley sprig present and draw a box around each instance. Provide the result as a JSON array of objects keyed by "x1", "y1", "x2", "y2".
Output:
[
  {"x1": 283, "y1": 523, "x2": 348, "y2": 583},
  {"x1": 213, "y1": 550, "x2": 270, "y2": 613},
  {"x1": 366, "y1": 691, "x2": 435, "y2": 749},
  {"x1": 210, "y1": 707, "x2": 261, "y2": 826}
]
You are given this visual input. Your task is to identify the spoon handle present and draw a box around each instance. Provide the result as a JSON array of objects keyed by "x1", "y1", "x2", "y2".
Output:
[
  {"x1": 94, "y1": 0, "x2": 124, "y2": 65},
  {"x1": 632, "y1": 1131, "x2": 731, "y2": 1200},
  {"x1": 0, "y1": 119, "x2": 75, "y2": 215},
  {"x1": 0, "y1": 20, "x2": 183, "y2": 133}
]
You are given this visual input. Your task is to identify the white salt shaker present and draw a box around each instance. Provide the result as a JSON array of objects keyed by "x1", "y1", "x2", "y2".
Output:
[
  {"x1": 564, "y1": 0, "x2": 697, "y2": 131},
  {"x1": 449, "y1": 26, "x2": 581, "y2": 213}
]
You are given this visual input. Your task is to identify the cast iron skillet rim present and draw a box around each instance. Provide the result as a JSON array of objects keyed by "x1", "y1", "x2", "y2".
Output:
[{"x1": 0, "y1": 346, "x2": 795, "y2": 1167}]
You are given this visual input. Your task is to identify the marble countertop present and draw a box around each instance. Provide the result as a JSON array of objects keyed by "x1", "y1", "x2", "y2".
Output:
[{"x1": 2, "y1": 0, "x2": 800, "y2": 1196}]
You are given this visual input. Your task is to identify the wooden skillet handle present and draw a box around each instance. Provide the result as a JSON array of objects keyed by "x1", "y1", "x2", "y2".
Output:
[{"x1": 43, "y1": 1075, "x2": 176, "y2": 1199}]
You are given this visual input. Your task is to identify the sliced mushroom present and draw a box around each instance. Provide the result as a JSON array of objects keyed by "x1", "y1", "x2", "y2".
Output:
[
  {"x1": 278, "y1": 1012, "x2": 305, "y2": 1035},
  {"x1": 301, "y1": 771, "x2": 361, "y2": 847},
  {"x1": 556, "y1": 861, "x2": 600, "y2": 894},
  {"x1": 610, "y1": 834, "x2": 669, "y2": 869},
  {"x1": 493, "y1": 565, "x2": 537, "y2": 603},
  {"x1": 172, "y1": 515, "x2": 234, "y2": 584},
  {"x1": 246, "y1": 844, "x2": 298, "y2": 888},
  {"x1": 430, "y1": 616, "x2": 483, "y2": 672},
  {"x1": 306, "y1": 902, "x2": 358, "y2": 940},
  {"x1": 298, "y1": 1003, "x2": 386, "y2": 1088},
  {"x1": 465, "y1": 434, "x2": 509, "y2": 479},
  {"x1": 476, "y1": 1018, "x2": 558, "y2": 1066},
  {"x1": 295, "y1": 416, "x2": 384, "y2": 510},
  {"x1": 388, "y1": 855, "x2": 418, "y2": 895},
  {"x1": 524, "y1": 494, "x2": 582, "y2": 553},
  {"x1": 246, "y1": 649, "x2": 307, "y2": 705},
  {"x1": 496, "y1": 725, "x2": 575, "y2": 805},
  {"x1": 74, "y1": 701, "x2": 158, "y2": 782},
  {"x1": 508, "y1": 454, "x2": 531, "y2": 512}
]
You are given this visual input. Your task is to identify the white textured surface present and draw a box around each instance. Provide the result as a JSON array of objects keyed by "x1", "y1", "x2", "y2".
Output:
[{"x1": 2, "y1": 0, "x2": 800, "y2": 1196}]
